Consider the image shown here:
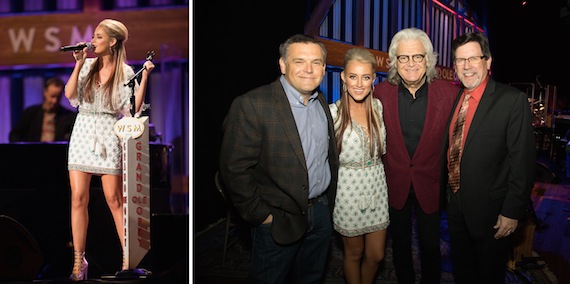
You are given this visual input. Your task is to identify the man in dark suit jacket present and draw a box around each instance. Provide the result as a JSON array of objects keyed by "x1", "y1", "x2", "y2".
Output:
[
  {"x1": 9, "y1": 77, "x2": 76, "y2": 142},
  {"x1": 374, "y1": 28, "x2": 459, "y2": 284},
  {"x1": 219, "y1": 34, "x2": 339, "y2": 284},
  {"x1": 441, "y1": 32, "x2": 535, "y2": 284}
]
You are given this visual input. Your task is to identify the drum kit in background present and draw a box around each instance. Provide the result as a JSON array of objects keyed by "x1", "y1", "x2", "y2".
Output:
[{"x1": 511, "y1": 78, "x2": 570, "y2": 181}]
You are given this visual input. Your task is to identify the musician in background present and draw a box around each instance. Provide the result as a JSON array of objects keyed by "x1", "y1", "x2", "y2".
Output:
[
  {"x1": 64, "y1": 18, "x2": 154, "y2": 281},
  {"x1": 9, "y1": 76, "x2": 77, "y2": 142}
]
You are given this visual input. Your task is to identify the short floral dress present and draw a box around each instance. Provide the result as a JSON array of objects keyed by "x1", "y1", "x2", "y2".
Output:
[
  {"x1": 67, "y1": 58, "x2": 138, "y2": 175},
  {"x1": 330, "y1": 98, "x2": 389, "y2": 237}
]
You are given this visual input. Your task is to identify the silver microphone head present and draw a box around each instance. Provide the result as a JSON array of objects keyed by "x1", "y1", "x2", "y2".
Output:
[{"x1": 85, "y1": 42, "x2": 94, "y2": 50}]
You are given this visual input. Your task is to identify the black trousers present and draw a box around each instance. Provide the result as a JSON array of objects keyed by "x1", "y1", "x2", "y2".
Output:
[
  {"x1": 389, "y1": 188, "x2": 442, "y2": 284},
  {"x1": 446, "y1": 189, "x2": 511, "y2": 284}
]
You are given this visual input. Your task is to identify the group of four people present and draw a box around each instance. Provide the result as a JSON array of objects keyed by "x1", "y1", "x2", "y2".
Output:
[{"x1": 219, "y1": 28, "x2": 535, "y2": 284}]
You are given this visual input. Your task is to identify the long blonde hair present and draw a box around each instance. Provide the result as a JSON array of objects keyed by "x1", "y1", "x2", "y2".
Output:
[
  {"x1": 334, "y1": 48, "x2": 384, "y2": 158},
  {"x1": 83, "y1": 19, "x2": 129, "y2": 111}
]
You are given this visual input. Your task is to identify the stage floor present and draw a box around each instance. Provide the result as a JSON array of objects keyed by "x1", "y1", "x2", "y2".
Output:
[{"x1": 193, "y1": 179, "x2": 570, "y2": 284}]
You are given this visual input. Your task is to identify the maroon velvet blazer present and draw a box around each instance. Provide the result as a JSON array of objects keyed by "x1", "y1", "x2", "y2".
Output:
[{"x1": 374, "y1": 79, "x2": 459, "y2": 214}]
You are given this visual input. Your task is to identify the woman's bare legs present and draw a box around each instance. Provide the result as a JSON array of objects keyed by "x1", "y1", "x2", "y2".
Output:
[
  {"x1": 342, "y1": 235, "x2": 365, "y2": 284},
  {"x1": 361, "y1": 230, "x2": 387, "y2": 284},
  {"x1": 101, "y1": 174, "x2": 126, "y2": 270},
  {"x1": 341, "y1": 229, "x2": 388, "y2": 284},
  {"x1": 69, "y1": 170, "x2": 92, "y2": 280}
]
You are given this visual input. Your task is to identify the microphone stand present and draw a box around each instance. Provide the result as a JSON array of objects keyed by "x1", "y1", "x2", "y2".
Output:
[
  {"x1": 124, "y1": 65, "x2": 147, "y2": 117},
  {"x1": 113, "y1": 62, "x2": 152, "y2": 280},
  {"x1": 124, "y1": 50, "x2": 154, "y2": 116}
]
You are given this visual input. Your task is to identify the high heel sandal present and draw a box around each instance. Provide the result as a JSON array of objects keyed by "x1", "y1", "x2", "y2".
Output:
[
  {"x1": 115, "y1": 254, "x2": 129, "y2": 277},
  {"x1": 69, "y1": 250, "x2": 88, "y2": 281}
]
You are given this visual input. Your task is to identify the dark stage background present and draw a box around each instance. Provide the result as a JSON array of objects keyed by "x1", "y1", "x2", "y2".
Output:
[{"x1": 468, "y1": 0, "x2": 569, "y2": 108}]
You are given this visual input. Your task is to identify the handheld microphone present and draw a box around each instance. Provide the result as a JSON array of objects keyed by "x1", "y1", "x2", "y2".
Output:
[{"x1": 60, "y1": 42, "x2": 93, "y2": 52}]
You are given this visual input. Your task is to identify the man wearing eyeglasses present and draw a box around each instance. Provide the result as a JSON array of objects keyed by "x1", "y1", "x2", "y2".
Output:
[
  {"x1": 441, "y1": 32, "x2": 535, "y2": 283},
  {"x1": 373, "y1": 28, "x2": 459, "y2": 284}
]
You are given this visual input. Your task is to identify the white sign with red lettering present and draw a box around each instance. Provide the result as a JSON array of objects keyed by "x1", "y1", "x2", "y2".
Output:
[{"x1": 117, "y1": 116, "x2": 150, "y2": 269}]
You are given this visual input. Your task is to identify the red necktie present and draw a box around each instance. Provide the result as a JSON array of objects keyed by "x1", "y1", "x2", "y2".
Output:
[{"x1": 448, "y1": 93, "x2": 471, "y2": 193}]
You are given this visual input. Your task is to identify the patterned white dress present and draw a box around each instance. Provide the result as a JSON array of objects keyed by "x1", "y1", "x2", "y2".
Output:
[
  {"x1": 67, "y1": 58, "x2": 138, "y2": 175},
  {"x1": 330, "y1": 98, "x2": 389, "y2": 237}
]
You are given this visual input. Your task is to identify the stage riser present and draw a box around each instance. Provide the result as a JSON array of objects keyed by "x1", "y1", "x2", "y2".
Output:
[{"x1": 0, "y1": 186, "x2": 180, "y2": 280}]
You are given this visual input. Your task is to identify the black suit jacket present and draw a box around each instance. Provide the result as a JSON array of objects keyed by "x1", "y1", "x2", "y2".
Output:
[
  {"x1": 9, "y1": 105, "x2": 77, "y2": 142},
  {"x1": 219, "y1": 78, "x2": 339, "y2": 244},
  {"x1": 440, "y1": 78, "x2": 535, "y2": 238}
]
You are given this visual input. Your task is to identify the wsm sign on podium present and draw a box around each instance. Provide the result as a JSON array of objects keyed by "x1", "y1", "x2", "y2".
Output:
[{"x1": 113, "y1": 116, "x2": 151, "y2": 277}]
